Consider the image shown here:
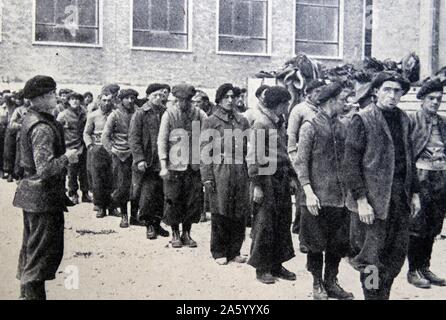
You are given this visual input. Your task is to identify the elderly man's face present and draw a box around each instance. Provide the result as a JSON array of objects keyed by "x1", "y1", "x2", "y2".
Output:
[
  {"x1": 422, "y1": 92, "x2": 443, "y2": 115},
  {"x1": 376, "y1": 81, "x2": 404, "y2": 110},
  {"x1": 220, "y1": 90, "x2": 235, "y2": 111},
  {"x1": 147, "y1": 90, "x2": 165, "y2": 107}
]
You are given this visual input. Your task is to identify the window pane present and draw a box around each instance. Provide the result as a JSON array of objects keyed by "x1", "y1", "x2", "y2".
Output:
[
  {"x1": 151, "y1": 0, "x2": 168, "y2": 31},
  {"x1": 133, "y1": 0, "x2": 150, "y2": 29},
  {"x1": 78, "y1": 0, "x2": 97, "y2": 26},
  {"x1": 169, "y1": 0, "x2": 186, "y2": 32},
  {"x1": 133, "y1": 30, "x2": 187, "y2": 49},
  {"x1": 251, "y1": 0, "x2": 266, "y2": 38},
  {"x1": 233, "y1": 1, "x2": 250, "y2": 36},
  {"x1": 36, "y1": 0, "x2": 55, "y2": 24},
  {"x1": 36, "y1": 24, "x2": 98, "y2": 44},
  {"x1": 219, "y1": 0, "x2": 233, "y2": 34},
  {"x1": 219, "y1": 37, "x2": 266, "y2": 54},
  {"x1": 296, "y1": 41, "x2": 338, "y2": 56}
]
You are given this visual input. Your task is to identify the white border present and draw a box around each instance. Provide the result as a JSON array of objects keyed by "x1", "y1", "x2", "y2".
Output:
[
  {"x1": 216, "y1": 0, "x2": 272, "y2": 57},
  {"x1": 32, "y1": 0, "x2": 103, "y2": 48},
  {"x1": 130, "y1": 0, "x2": 193, "y2": 53},
  {"x1": 293, "y1": 0, "x2": 344, "y2": 60}
]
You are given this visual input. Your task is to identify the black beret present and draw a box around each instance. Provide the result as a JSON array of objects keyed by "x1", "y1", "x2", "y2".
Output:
[
  {"x1": 233, "y1": 87, "x2": 247, "y2": 98},
  {"x1": 215, "y1": 83, "x2": 234, "y2": 104},
  {"x1": 263, "y1": 86, "x2": 292, "y2": 109},
  {"x1": 172, "y1": 84, "x2": 196, "y2": 100},
  {"x1": 23, "y1": 75, "x2": 57, "y2": 99},
  {"x1": 59, "y1": 88, "x2": 73, "y2": 96},
  {"x1": 255, "y1": 85, "x2": 270, "y2": 99},
  {"x1": 371, "y1": 71, "x2": 411, "y2": 95},
  {"x1": 315, "y1": 82, "x2": 345, "y2": 105},
  {"x1": 305, "y1": 79, "x2": 326, "y2": 95},
  {"x1": 83, "y1": 91, "x2": 93, "y2": 98},
  {"x1": 102, "y1": 84, "x2": 120, "y2": 95},
  {"x1": 146, "y1": 83, "x2": 171, "y2": 96},
  {"x1": 118, "y1": 89, "x2": 139, "y2": 100},
  {"x1": 417, "y1": 79, "x2": 444, "y2": 100},
  {"x1": 68, "y1": 92, "x2": 84, "y2": 101}
]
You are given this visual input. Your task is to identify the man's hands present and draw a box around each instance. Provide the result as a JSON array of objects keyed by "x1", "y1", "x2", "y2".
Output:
[
  {"x1": 65, "y1": 149, "x2": 79, "y2": 164},
  {"x1": 137, "y1": 161, "x2": 148, "y2": 172},
  {"x1": 159, "y1": 160, "x2": 169, "y2": 179},
  {"x1": 253, "y1": 186, "x2": 264, "y2": 204},
  {"x1": 203, "y1": 181, "x2": 216, "y2": 194},
  {"x1": 410, "y1": 193, "x2": 421, "y2": 219},
  {"x1": 357, "y1": 197, "x2": 375, "y2": 225},
  {"x1": 303, "y1": 185, "x2": 321, "y2": 216}
]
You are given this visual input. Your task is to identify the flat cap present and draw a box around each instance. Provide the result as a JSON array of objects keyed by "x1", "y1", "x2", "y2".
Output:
[
  {"x1": 417, "y1": 79, "x2": 444, "y2": 100},
  {"x1": 23, "y1": 75, "x2": 57, "y2": 99},
  {"x1": 263, "y1": 86, "x2": 292, "y2": 109},
  {"x1": 215, "y1": 83, "x2": 234, "y2": 104},
  {"x1": 315, "y1": 82, "x2": 344, "y2": 105},
  {"x1": 305, "y1": 79, "x2": 326, "y2": 95},
  {"x1": 118, "y1": 89, "x2": 139, "y2": 100},
  {"x1": 68, "y1": 92, "x2": 84, "y2": 101},
  {"x1": 59, "y1": 88, "x2": 73, "y2": 96},
  {"x1": 146, "y1": 83, "x2": 171, "y2": 96},
  {"x1": 102, "y1": 83, "x2": 121, "y2": 95},
  {"x1": 371, "y1": 71, "x2": 411, "y2": 95},
  {"x1": 172, "y1": 84, "x2": 196, "y2": 100}
]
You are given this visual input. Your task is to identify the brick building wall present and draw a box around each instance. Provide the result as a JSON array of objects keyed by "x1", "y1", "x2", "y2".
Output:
[{"x1": 0, "y1": 0, "x2": 365, "y2": 92}]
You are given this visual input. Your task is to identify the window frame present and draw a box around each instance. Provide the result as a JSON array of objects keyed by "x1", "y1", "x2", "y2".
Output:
[
  {"x1": 362, "y1": 0, "x2": 373, "y2": 59},
  {"x1": 293, "y1": 0, "x2": 344, "y2": 60},
  {"x1": 216, "y1": 0, "x2": 272, "y2": 57},
  {"x1": 32, "y1": 0, "x2": 103, "y2": 48},
  {"x1": 130, "y1": 0, "x2": 193, "y2": 53}
]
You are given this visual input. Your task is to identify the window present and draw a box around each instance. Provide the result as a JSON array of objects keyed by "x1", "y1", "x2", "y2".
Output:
[
  {"x1": 295, "y1": 0, "x2": 343, "y2": 58},
  {"x1": 217, "y1": 0, "x2": 270, "y2": 55},
  {"x1": 364, "y1": 0, "x2": 373, "y2": 57},
  {"x1": 132, "y1": 0, "x2": 191, "y2": 51},
  {"x1": 33, "y1": 0, "x2": 101, "y2": 46}
]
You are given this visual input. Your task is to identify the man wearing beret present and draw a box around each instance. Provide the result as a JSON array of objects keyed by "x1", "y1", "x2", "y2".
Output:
[
  {"x1": 247, "y1": 86, "x2": 298, "y2": 284},
  {"x1": 57, "y1": 92, "x2": 91, "y2": 205},
  {"x1": 295, "y1": 82, "x2": 354, "y2": 300},
  {"x1": 344, "y1": 71, "x2": 421, "y2": 300},
  {"x1": 102, "y1": 89, "x2": 138, "y2": 229},
  {"x1": 84, "y1": 91, "x2": 118, "y2": 218},
  {"x1": 129, "y1": 84, "x2": 171, "y2": 239},
  {"x1": 158, "y1": 84, "x2": 207, "y2": 248},
  {"x1": 13, "y1": 76, "x2": 79, "y2": 300},
  {"x1": 406, "y1": 79, "x2": 446, "y2": 288}
]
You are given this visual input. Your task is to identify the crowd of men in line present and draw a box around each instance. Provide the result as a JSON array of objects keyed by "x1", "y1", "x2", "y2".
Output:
[{"x1": 4, "y1": 65, "x2": 446, "y2": 301}]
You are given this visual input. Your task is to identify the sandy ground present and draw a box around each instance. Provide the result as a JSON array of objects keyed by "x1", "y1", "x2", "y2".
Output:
[{"x1": 1, "y1": 179, "x2": 446, "y2": 300}]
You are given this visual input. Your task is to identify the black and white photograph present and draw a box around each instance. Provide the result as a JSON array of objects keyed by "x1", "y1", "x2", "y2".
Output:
[{"x1": 0, "y1": 0, "x2": 446, "y2": 303}]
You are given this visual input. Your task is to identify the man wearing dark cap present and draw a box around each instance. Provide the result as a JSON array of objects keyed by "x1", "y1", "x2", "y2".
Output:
[
  {"x1": 53, "y1": 88, "x2": 73, "y2": 118},
  {"x1": 158, "y1": 84, "x2": 207, "y2": 248},
  {"x1": 406, "y1": 79, "x2": 446, "y2": 289},
  {"x1": 13, "y1": 76, "x2": 79, "y2": 300},
  {"x1": 295, "y1": 82, "x2": 354, "y2": 300},
  {"x1": 344, "y1": 71, "x2": 421, "y2": 300},
  {"x1": 84, "y1": 91, "x2": 118, "y2": 218},
  {"x1": 102, "y1": 89, "x2": 138, "y2": 228},
  {"x1": 243, "y1": 85, "x2": 270, "y2": 127},
  {"x1": 129, "y1": 84, "x2": 171, "y2": 239},
  {"x1": 288, "y1": 79, "x2": 325, "y2": 236},
  {"x1": 247, "y1": 86, "x2": 298, "y2": 284},
  {"x1": 57, "y1": 92, "x2": 91, "y2": 204}
]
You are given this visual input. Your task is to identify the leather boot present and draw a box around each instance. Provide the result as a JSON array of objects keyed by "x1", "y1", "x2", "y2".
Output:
[
  {"x1": 154, "y1": 220, "x2": 170, "y2": 237},
  {"x1": 146, "y1": 225, "x2": 157, "y2": 240},
  {"x1": 407, "y1": 270, "x2": 431, "y2": 289},
  {"x1": 313, "y1": 278, "x2": 328, "y2": 300},
  {"x1": 130, "y1": 202, "x2": 144, "y2": 226},
  {"x1": 420, "y1": 268, "x2": 446, "y2": 287},
  {"x1": 119, "y1": 206, "x2": 129, "y2": 229},
  {"x1": 181, "y1": 231, "x2": 197, "y2": 248},
  {"x1": 96, "y1": 208, "x2": 107, "y2": 219},
  {"x1": 25, "y1": 282, "x2": 46, "y2": 300},
  {"x1": 324, "y1": 278, "x2": 354, "y2": 300},
  {"x1": 108, "y1": 207, "x2": 120, "y2": 217},
  {"x1": 272, "y1": 265, "x2": 296, "y2": 281},
  {"x1": 256, "y1": 270, "x2": 276, "y2": 285},
  {"x1": 171, "y1": 227, "x2": 182, "y2": 248}
]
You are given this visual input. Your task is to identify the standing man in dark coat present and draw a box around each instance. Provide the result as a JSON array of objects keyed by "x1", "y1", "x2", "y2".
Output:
[
  {"x1": 13, "y1": 76, "x2": 79, "y2": 300},
  {"x1": 407, "y1": 79, "x2": 446, "y2": 288},
  {"x1": 200, "y1": 83, "x2": 250, "y2": 265},
  {"x1": 3, "y1": 93, "x2": 18, "y2": 182},
  {"x1": 158, "y1": 84, "x2": 207, "y2": 248},
  {"x1": 247, "y1": 86, "x2": 298, "y2": 284},
  {"x1": 102, "y1": 89, "x2": 138, "y2": 229},
  {"x1": 344, "y1": 71, "x2": 421, "y2": 300},
  {"x1": 129, "y1": 84, "x2": 171, "y2": 239},
  {"x1": 295, "y1": 82, "x2": 353, "y2": 300}
]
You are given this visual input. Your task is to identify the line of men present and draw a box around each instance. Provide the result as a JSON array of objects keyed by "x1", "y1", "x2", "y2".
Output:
[{"x1": 10, "y1": 71, "x2": 446, "y2": 300}]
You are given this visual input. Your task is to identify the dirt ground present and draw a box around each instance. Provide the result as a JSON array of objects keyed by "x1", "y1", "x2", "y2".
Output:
[{"x1": 1, "y1": 179, "x2": 446, "y2": 300}]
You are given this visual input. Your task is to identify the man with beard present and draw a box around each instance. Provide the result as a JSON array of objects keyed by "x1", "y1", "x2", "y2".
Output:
[
  {"x1": 247, "y1": 86, "x2": 298, "y2": 284},
  {"x1": 406, "y1": 79, "x2": 446, "y2": 288},
  {"x1": 102, "y1": 89, "x2": 138, "y2": 228},
  {"x1": 129, "y1": 84, "x2": 171, "y2": 237},
  {"x1": 14, "y1": 76, "x2": 79, "y2": 300},
  {"x1": 158, "y1": 84, "x2": 207, "y2": 248},
  {"x1": 84, "y1": 91, "x2": 118, "y2": 218},
  {"x1": 201, "y1": 83, "x2": 250, "y2": 265},
  {"x1": 344, "y1": 71, "x2": 421, "y2": 300},
  {"x1": 57, "y1": 92, "x2": 91, "y2": 204}
]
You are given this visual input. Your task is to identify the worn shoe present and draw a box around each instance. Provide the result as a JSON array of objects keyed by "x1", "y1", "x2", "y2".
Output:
[
  {"x1": 81, "y1": 193, "x2": 93, "y2": 203},
  {"x1": 69, "y1": 194, "x2": 79, "y2": 205},
  {"x1": 96, "y1": 208, "x2": 107, "y2": 219},
  {"x1": 229, "y1": 256, "x2": 248, "y2": 264},
  {"x1": 313, "y1": 281, "x2": 328, "y2": 300},
  {"x1": 119, "y1": 214, "x2": 129, "y2": 229},
  {"x1": 155, "y1": 224, "x2": 170, "y2": 237},
  {"x1": 215, "y1": 258, "x2": 228, "y2": 265},
  {"x1": 407, "y1": 270, "x2": 431, "y2": 289},
  {"x1": 181, "y1": 232, "x2": 198, "y2": 248},
  {"x1": 272, "y1": 266, "x2": 297, "y2": 281},
  {"x1": 171, "y1": 230, "x2": 183, "y2": 248},
  {"x1": 324, "y1": 279, "x2": 354, "y2": 300},
  {"x1": 108, "y1": 207, "x2": 120, "y2": 217},
  {"x1": 420, "y1": 269, "x2": 446, "y2": 287},
  {"x1": 146, "y1": 225, "x2": 157, "y2": 240},
  {"x1": 256, "y1": 271, "x2": 276, "y2": 285}
]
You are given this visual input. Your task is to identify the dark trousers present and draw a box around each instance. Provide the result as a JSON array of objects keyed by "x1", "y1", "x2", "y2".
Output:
[
  {"x1": 111, "y1": 154, "x2": 132, "y2": 208},
  {"x1": 138, "y1": 171, "x2": 164, "y2": 225},
  {"x1": 408, "y1": 236, "x2": 435, "y2": 272},
  {"x1": 0, "y1": 124, "x2": 6, "y2": 171},
  {"x1": 17, "y1": 211, "x2": 64, "y2": 285},
  {"x1": 307, "y1": 251, "x2": 342, "y2": 282},
  {"x1": 3, "y1": 128, "x2": 16, "y2": 175},
  {"x1": 67, "y1": 147, "x2": 88, "y2": 195},
  {"x1": 211, "y1": 213, "x2": 246, "y2": 260},
  {"x1": 90, "y1": 146, "x2": 113, "y2": 208},
  {"x1": 360, "y1": 271, "x2": 395, "y2": 300},
  {"x1": 163, "y1": 169, "x2": 203, "y2": 227}
]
